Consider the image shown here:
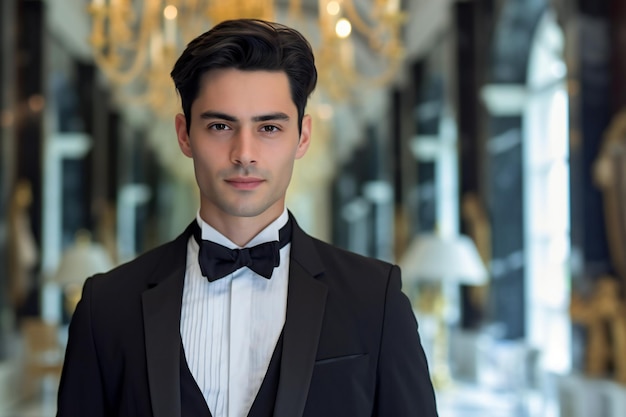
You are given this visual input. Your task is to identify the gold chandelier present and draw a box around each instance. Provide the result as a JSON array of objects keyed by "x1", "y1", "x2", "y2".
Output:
[{"x1": 89, "y1": 0, "x2": 406, "y2": 115}]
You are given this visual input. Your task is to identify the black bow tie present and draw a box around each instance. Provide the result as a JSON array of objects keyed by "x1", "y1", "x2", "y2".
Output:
[{"x1": 191, "y1": 219, "x2": 292, "y2": 282}]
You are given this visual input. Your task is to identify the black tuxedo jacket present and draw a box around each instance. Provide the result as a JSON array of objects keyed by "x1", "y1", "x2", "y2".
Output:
[{"x1": 57, "y1": 216, "x2": 437, "y2": 417}]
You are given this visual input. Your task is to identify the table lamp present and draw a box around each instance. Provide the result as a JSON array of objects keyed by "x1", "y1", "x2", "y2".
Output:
[
  {"x1": 52, "y1": 230, "x2": 114, "y2": 316},
  {"x1": 399, "y1": 233, "x2": 488, "y2": 388}
]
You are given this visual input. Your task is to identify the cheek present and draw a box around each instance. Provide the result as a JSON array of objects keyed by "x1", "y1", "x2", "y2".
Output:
[
  {"x1": 191, "y1": 153, "x2": 219, "y2": 185},
  {"x1": 276, "y1": 156, "x2": 296, "y2": 183},
  {"x1": 191, "y1": 143, "x2": 220, "y2": 167}
]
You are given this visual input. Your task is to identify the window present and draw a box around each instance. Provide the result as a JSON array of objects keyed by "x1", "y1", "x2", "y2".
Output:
[{"x1": 523, "y1": 10, "x2": 571, "y2": 374}]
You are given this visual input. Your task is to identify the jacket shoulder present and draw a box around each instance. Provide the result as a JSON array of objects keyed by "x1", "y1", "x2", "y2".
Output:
[{"x1": 309, "y1": 236, "x2": 395, "y2": 275}]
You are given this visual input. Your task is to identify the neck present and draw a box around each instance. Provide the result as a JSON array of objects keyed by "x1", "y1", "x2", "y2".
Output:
[{"x1": 199, "y1": 209, "x2": 284, "y2": 247}]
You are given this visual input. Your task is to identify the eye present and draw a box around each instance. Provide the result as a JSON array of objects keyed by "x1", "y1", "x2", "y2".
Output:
[
  {"x1": 209, "y1": 123, "x2": 230, "y2": 131},
  {"x1": 260, "y1": 125, "x2": 280, "y2": 133}
]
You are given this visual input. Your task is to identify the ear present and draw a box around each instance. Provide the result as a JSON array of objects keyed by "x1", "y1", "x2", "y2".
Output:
[
  {"x1": 295, "y1": 114, "x2": 312, "y2": 159},
  {"x1": 175, "y1": 113, "x2": 193, "y2": 158}
]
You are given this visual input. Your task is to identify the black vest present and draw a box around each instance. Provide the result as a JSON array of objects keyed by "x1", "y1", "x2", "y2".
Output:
[{"x1": 180, "y1": 334, "x2": 284, "y2": 417}]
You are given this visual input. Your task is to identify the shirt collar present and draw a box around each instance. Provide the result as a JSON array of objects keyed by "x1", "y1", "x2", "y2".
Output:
[{"x1": 195, "y1": 208, "x2": 289, "y2": 250}]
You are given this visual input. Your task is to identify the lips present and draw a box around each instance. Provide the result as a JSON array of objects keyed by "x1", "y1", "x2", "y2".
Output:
[{"x1": 225, "y1": 177, "x2": 264, "y2": 190}]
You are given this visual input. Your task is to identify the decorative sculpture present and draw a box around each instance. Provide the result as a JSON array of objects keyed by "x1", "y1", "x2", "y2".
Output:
[
  {"x1": 593, "y1": 109, "x2": 626, "y2": 284},
  {"x1": 575, "y1": 108, "x2": 626, "y2": 384},
  {"x1": 7, "y1": 179, "x2": 38, "y2": 315},
  {"x1": 570, "y1": 277, "x2": 626, "y2": 384}
]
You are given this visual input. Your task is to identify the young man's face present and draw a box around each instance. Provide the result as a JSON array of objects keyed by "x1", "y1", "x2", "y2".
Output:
[{"x1": 176, "y1": 68, "x2": 311, "y2": 226}]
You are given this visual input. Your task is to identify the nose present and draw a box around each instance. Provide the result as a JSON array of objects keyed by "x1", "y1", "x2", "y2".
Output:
[{"x1": 230, "y1": 129, "x2": 257, "y2": 167}]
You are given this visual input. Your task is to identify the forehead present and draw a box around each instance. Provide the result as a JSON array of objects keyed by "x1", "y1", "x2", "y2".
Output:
[{"x1": 193, "y1": 69, "x2": 296, "y2": 115}]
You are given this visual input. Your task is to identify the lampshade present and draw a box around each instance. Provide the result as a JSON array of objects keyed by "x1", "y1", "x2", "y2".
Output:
[
  {"x1": 52, "y1": 230, "x2": 114, "y2": 285},
  {"x1": 399, "y1": 234, "x2": 488, "y2": 285}
]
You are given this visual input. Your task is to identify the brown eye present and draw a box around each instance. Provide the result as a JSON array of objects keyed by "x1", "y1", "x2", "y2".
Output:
[
  {"x1": 261, "y1": 125, "x2": 279, "y2": 133},
  {"x1": 209, "y1": 123, "x2": 229, "y2": 131}
]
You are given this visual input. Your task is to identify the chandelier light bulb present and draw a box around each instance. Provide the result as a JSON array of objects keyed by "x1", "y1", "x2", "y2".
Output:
[
  {"x1": 163, "y1": 5, "x2": 178, "y2": 20},
  {"x1": 326, "y1": 1, "x2": 341, "y2": 16},
  {"x1": 335, "y1": 18, "x2": 351, "y2": 39}
]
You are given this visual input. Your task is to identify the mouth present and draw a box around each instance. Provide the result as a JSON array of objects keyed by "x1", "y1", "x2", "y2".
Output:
[{"x1": 225, "y1": 177, "x2": 265, "y2": 190}]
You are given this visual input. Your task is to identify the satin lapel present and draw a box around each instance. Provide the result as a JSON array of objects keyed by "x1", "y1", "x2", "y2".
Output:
[
  {"x1": 274, "y1": 216, "x2": 327, "y2": 417},
  {"x1": 143, "y1": 264, "x2": 185, "y2": 417},
  {"x1": 142, "y1": 223, "x2": 193, "y2": 417}
]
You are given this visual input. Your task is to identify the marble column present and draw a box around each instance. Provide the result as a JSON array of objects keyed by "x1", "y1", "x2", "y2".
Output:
[{"x1": 14, "y1": 0, "x2": 45, "y2": 317}]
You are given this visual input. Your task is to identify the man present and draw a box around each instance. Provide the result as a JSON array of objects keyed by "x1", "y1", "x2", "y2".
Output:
[{"x1": 57, "y1": 19, "x2": 437, "y2": 417}]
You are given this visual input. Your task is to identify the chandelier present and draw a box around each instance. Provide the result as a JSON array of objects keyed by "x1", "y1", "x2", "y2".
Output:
[{"x1": 88, "y1": 0, "x2": 406, "y2": 115}]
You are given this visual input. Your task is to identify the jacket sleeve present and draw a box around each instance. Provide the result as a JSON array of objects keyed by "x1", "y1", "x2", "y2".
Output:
[
  {"x1": 57, "y1": 277, "x2": 107, "y2": 417},
  {"x1": 374, "y1": 265, "x2": 439, "y2": 416}
]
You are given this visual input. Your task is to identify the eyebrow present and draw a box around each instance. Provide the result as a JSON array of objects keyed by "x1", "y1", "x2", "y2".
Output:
[{"x1": 199, "y1": 111, "x2": 291, "y2": 123}]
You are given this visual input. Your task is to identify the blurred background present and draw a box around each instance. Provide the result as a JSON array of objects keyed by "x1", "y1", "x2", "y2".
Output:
[{"x1": 1, "y1": 0, "x2": 626, "y2": 416}]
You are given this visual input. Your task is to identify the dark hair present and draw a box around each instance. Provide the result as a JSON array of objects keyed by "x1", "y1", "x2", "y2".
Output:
[{"x1": 171, "y1": 19, "x2": 317, "y2": 133}]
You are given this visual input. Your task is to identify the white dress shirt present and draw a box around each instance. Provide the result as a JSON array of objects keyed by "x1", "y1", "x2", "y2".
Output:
[{"x1": 180, "y1": 209, "x2": 290, "y2": 417}]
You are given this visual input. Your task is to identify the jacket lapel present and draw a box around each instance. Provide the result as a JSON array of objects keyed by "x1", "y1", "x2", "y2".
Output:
[
  {"x1": 274, "y1": 216, "x2": 328, "y2": 417},
  {"x1": 142, "y1": 224, "x2": 193, "y2": 417}
]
